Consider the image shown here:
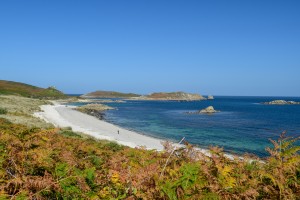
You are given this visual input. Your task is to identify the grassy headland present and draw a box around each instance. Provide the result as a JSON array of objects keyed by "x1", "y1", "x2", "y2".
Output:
[{"x1": 0, "y1": 80, "x2": 66, "y2": 99}]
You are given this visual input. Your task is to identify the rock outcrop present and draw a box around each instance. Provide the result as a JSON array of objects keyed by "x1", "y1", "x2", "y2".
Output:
[
  {"x1": 263, "y1": 100, "x2": 300, "y2": 105},
  {"x1": 75, "y1": 103, "x2": 114, "y2": 120},
  {"x1": 187, "y1": 106, "x2": 220, "y2": 114},
  {"x1": 199, "y1": 106, "x2": 219, "y2": 113}
]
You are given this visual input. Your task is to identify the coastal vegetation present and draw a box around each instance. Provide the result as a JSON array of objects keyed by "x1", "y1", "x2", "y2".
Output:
[
  {"x1": 0, "y1": 108, "x2": 8, "y2": 115},
  {"x1": 0, "y1": 95, "x2": 53, "y2": 128},
  {"x1": 0, "y1": 80, "x2": 66, "y2": 99},
  {"x1": 0, "y1": 117, "x2": 299, "y2": 199}
]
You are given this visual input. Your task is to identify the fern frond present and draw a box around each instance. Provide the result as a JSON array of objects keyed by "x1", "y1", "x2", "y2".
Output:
[{"x1": 282, "y1": 146, "x2": 300, "y2": 157}]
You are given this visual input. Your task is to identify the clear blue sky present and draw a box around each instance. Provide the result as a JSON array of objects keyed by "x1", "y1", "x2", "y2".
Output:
[{"x1": 1, "y1": 0, "x2": 299, "y2": 96}]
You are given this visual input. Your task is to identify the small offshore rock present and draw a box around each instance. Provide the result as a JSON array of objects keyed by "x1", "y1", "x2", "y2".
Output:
[
  {"x1": 187, "y1": 106, "x2": 220, "y2": 114},
  {"x1": 199, "y1": 106, "x2": 219, "y2": 113},
  {"x1": 207, "y1": 95, "x2": 214, "y2": 100}
]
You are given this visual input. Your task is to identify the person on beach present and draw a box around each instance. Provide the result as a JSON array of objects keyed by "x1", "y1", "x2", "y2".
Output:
[{"x1": 118, "y1": 130, "x2": 119, "y2": 134}]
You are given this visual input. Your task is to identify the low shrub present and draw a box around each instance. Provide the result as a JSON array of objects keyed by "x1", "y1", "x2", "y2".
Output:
[
  {"x1": 0, "y1": 108, "x2": 7, "y2": 114},
  {"x1": 0, "y1": 118, "x2": 299, "y2": 199}
]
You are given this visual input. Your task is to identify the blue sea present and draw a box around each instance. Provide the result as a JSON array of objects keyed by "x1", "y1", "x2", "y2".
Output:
[{"x1": 70, "y1": 96, "x2": 300, "y2": 157}]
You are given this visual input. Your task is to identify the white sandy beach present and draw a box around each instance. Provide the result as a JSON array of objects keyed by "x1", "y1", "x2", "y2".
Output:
[{"x1": 34, "y1": 102, "x2": 166, "y2": 150}]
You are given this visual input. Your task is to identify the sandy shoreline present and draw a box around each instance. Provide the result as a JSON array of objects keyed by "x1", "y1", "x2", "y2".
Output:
[
  {"x1": 34, "y1": 102, "x2": 237, "y2": 159},
  {"x1": 34, "y1": 102, "x2": 166, "y2": 150}
]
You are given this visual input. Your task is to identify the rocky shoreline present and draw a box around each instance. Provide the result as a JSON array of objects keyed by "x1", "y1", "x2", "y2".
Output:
[{"x1": 75, "y1": 103, "x2": 115, "y2": 120}]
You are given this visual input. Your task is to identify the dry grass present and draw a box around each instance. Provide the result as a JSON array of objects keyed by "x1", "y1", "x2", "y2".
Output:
[{"x1": 0, "y1": 95, "x2": 53, "y2": 128}]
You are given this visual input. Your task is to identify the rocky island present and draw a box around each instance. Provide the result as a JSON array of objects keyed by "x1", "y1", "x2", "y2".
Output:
[
  {"x1": 187, "y1": 106, "x2": 220, "y2": 114},
  {"x1": 132, "y1": 91, "x2": 206, "y2": 101},
  {"x1": 263, "y1": 100, "x2": 300, "y2": 105}
]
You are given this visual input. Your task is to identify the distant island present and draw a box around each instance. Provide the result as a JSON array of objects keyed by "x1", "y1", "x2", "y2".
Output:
[
  {"x1": 82, "y1": 90, "x2": 208, "y2": 101},
  {"x1": 81, "y1": 91, "x2": 140, "y2": 98},
  {"x1": 263, "y1": 100, "x2": 300, "y2": 105},
  {"x1": 134, "y1": 92, "x2": 206, "y2": 101}
]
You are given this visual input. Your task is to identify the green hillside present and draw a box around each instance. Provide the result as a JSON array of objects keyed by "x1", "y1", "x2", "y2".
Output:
[{"x1": 0, "y1": 80, "x2": 66, "y2": 99}]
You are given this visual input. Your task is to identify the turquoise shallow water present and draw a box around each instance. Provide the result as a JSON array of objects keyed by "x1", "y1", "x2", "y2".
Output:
[{"x1": 70, "y1": 96, "x2": 300, "y2": 157}]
